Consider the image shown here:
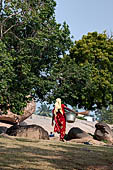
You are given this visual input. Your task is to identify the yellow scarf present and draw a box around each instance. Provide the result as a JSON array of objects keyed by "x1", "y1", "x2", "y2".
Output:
[{"x1": 54, "y1": 98, "x2": 63, "y2": 115}]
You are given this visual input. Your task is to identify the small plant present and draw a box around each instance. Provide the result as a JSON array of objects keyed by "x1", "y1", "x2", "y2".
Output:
[{"x1": 101, "y1": 139, "x2": 109, "y2": 143}]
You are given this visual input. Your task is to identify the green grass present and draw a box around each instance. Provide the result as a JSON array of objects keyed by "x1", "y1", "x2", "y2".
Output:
[{"x1": 0, "y1": 135, "x2": 113, "y2": 170}]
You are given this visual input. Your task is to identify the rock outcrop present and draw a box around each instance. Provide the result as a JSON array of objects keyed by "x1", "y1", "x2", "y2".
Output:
[
  {"x1": 6, "y1": 124, "x2": 49, "y2": 140},
  {"x1": 66, "y1": 127, "x2": 91, "y2": 141},
  {"x1": 94, "y1": 122, "x2": 113, "y2": 143}
]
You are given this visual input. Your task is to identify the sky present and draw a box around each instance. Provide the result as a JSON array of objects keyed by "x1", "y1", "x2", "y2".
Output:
[{"x1": 55, "y1": 0, "x2": 113, "y2": 41}]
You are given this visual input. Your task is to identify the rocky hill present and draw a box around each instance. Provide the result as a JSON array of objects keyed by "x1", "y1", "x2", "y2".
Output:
[
  {"x1": 22, "y1": 114, "x2": 113, "y2": 136},
  {"x1": 0, "y1": 114, "x2": 113, "y2": 145}
]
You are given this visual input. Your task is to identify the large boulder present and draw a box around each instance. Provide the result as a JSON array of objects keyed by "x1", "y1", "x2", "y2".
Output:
[
  {"x1": 6, "y1": 124, "x2": 49, "y2": 140},
  {"x1": 94, "y1": 122, "x2": 113, "y2": 143},
  {"x1": 66, "y1": 127, "x2": 91, "y2": 141}
]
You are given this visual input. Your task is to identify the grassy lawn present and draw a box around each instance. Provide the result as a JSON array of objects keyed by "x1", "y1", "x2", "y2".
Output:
[{"x1": 0, "y1": 135, "x2": 113, "y2": 170}]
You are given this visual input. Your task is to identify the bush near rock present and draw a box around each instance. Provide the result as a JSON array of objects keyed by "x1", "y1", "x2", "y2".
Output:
[
  {"x1": 66, "y1": 127, "x2": 91, "y2": 141},
  {"x1": 6, "y1": 124, "x2": 49, "y2": 140},
  {"x1": 94, "y1": 122, "x2": 113, "y2": 143}
]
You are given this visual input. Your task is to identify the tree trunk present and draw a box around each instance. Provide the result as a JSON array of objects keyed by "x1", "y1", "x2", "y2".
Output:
[{"x1": 0, "y1": 100, "x2": 36, "y2": 125}]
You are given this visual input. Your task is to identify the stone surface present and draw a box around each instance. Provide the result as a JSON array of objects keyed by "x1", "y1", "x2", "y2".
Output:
[
  {"x1": 66, "y1": 127, "x2": 91, "y2": 140},
  {"x1": 94, "y1": 122, "x2": 113, "y2": 143},
  {"x1": 6, "y1": 124, "x2": 49, "y2": 140},
  {"x1": 1, "y1": 114, "x2": 113, "y2": 145},
  {"x1": 22, "y1": 114, "x2": 97, "y2": 136}
]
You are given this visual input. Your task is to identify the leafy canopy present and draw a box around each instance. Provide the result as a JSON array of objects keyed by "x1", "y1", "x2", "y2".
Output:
[
  {"x1": 0, "y1": 0, "x2": 73, "y2": 114},
  {"x1": 48, "y1": 32, "x2": 113, "y2": 110},
  {"x1": 96, "y1": 105, "x2": 113, "y2": 124}
]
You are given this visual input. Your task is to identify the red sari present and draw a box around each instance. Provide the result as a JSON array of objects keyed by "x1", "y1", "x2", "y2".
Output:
[{"x1": 52, "y1": 104, "x2": 66, "y2": 140}]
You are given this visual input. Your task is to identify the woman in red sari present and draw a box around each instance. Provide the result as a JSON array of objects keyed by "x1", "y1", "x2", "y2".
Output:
[
  {"x1": 52, "y1": 98, "x2": 89, "y2": 141},
  {"x1": 52, "y1": 98, "x2": 76, "y2": 141}
]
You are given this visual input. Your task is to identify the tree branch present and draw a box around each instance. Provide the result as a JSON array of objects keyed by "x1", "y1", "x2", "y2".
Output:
[
  {"x1": 2, "y1": 21, "x2": 24, "y2": 37},
  {"x1": 3, "y1": 24, "x2": 16, "y2": 35},
  {"x1": 2, "y1": 11, "x2": 22, "y2": 24}
]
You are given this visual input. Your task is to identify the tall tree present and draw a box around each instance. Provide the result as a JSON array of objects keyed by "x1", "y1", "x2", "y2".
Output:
[
  {"x1": 0, "y1": 0, "x2": 73, "y2": 114},
  {"x1": 47, "y1": 32, "x2": 113, "y2": 110}
]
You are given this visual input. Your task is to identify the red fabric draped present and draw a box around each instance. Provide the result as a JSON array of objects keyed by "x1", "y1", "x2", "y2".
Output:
[{"x1": 52, "y1": 104, "x2": 66, "y2": 140}]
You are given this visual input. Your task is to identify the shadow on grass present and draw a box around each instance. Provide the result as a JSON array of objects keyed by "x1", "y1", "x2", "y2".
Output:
[
  {"x1": 15, "y1": 138, "x2": 40, "y2": 143},
  {"x1": 0, "y1": 136, "x2": 113, "y2": 170}
]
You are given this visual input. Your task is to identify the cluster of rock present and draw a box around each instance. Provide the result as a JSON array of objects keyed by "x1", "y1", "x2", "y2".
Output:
[
  {"x1": 65, "y1": 122, "x2": 113, "y2": 145},
  {"x1": 0, "y1": 100, "x2": 113, "y2": 145},
  {"x1": 0, "y1": 120, "x2": 113, "y2": 145},
  {"x1": 0, "y1": 100, "x2": 49, "y2": 140}
]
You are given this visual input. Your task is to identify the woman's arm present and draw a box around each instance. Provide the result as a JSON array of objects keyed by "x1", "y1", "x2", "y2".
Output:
[
  {"x1": 64, "y1": 105, "x2": 77, "y2": 114},
  {"x1": 64, "y1": 105, "x2": 89, "y2": 115},
  {"x1": 78, "y1": 110, "x2": 89, "y2": 115}
]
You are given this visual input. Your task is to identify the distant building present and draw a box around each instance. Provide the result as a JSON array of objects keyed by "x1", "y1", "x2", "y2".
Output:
[
  {"x1": 83, "y1": 116, "x2": 95, "y2": 122},
  {"x1": 78, "y1": 114, "x2": 84, "y2": 117}
]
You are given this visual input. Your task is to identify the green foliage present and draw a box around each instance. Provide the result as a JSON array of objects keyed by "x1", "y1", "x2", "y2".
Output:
[
  {"x1": 47, "y1": 32, "x2": 113, "y2": 110},
  {"x1": 70, "y1": 32, "x2": 113, "y2": 110},
  {"x1": 47, "y1": 55, "x2": 92, "y2": 108},
  {"x1": 77, "y1": 116, "x2": 87, "y2": 121},
  {"x1": 0, "y1": 0, "x2": 73, "y2": 114},
  {"x1": 95, "y1": 105, "x2": 113, "y2": 124}
]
